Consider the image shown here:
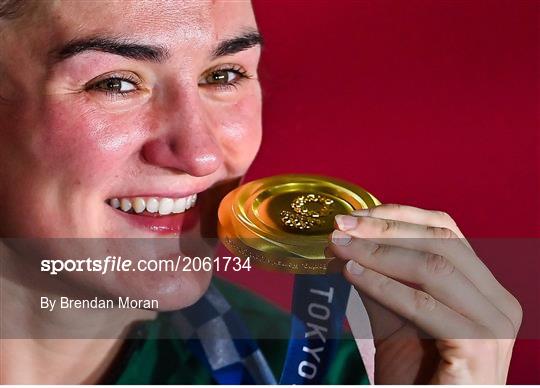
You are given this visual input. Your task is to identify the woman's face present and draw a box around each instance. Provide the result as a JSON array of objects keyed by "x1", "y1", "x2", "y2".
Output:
[{"x1": 0, "y1": 0, "x2": 262, "y2": 309}]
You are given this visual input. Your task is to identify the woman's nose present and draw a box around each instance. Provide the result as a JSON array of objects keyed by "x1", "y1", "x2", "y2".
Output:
[{"x1": 141, "y1": 93, "x2": 223, "y2": 177}]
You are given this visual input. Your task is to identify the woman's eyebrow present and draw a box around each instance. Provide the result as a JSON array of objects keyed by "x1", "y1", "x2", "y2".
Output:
[
  {"x1": 48, "y1": 30, "x2": 263, "y2": 65},
  {"x1": 50, "y1": 37, "x2": 170, "y2": 64},
  {"x1": 211, "y1": 30, "x2": 264, "y2": 58}
]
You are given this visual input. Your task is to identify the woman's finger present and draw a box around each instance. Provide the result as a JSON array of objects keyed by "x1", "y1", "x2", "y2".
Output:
[
  {"x1": 326, "y1": 247, "x2": 406, "y2": 341},
  {"x1": 348, "y1": 284, "x2": 407, "y2": 341},
  {"x1": 351, "y1": 204, "x2": 468, "y2": 243},
  {"x1": 330, "y1": 234, "x2": 515, "y2": 338},
  {"x1": 334, "y1": 214, "x2": 522, "y2": 331},
  {"x1": 342, "y1": 260, "x2": 487, "y2": 339}
]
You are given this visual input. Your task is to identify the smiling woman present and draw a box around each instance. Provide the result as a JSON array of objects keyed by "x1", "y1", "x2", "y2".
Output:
[
  {"x1": 0, "y1": 0, "x2": 526, "y2": 385},
  {"x1": 0, "y1": 0, "x2": 272, "y2": 384}
]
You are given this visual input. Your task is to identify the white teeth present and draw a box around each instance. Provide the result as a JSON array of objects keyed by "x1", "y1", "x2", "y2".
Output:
[
  {"x1": 133, "y1": 197, "x2": 146, "y2": 213},
  {"x1": 159, "y1": 198, "x2": 174, "y2": 215},
  {"x1": 185, "y1": 194, "x2": 197, "y2": 210},
  {"x1": 146, "y1": 198, "x2": 159, "y2": 213},
  {"x1": 110, "y1": 194, "x2": 198, "y2": 215},
  {"x1": 120, "y1": 198, "x2": 132, "y2": 212},
  {"x1": 173, "y1": 198, "x2": 186, "y2": 213}
]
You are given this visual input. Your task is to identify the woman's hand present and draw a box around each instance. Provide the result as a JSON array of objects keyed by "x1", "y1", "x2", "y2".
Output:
[{"x1": 328, "y1": 204, "x2": 522, "y2": 384}]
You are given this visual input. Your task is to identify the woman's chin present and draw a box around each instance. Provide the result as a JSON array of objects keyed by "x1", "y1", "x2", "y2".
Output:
[{"x1": 113, "y1": 268, "x2": 213, "y2": 312}]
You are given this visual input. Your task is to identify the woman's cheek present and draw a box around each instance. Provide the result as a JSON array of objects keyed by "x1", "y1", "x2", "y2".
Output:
[
  {"x1": 217, "y1": 91, "x2": 262, "y2": 175},
  {"x1": 38, "y1": 96, "x2": 149, "y2": 183}
]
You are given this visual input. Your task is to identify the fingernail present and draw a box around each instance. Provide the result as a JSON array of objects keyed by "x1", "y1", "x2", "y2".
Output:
[
  {"x1": 331, "y1": 230, "x2": 352, "y2": 246},
  {"x1": 335, "y1": 214, "x2": 357, "y2": 231},
  {"x1": 346, "y1": 260, "x2": 364, "y2": 275},
  {"x1": 351, "y1": 209, "x2": 369, "y2": 216}
]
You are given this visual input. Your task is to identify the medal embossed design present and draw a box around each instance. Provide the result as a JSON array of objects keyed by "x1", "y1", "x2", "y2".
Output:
[{"x1": 218, "y1": 174, "x2": 380, "y2": 274}]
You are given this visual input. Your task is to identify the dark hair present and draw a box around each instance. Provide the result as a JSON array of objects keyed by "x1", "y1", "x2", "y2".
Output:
[{"x1": 0, "y1": 0, "x2": 25, "y2": 19}]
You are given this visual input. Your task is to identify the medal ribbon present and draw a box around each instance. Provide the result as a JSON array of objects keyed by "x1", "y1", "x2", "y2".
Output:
[
  {"x1": 169, "y1": 283, "x2": 277, "y2": 384},
  {"x1": 172, "y1": 274, "x2": 351, "y2": 385},
  {"x1": 279, "y1": 273, "x2": 351, "y2": 384}
]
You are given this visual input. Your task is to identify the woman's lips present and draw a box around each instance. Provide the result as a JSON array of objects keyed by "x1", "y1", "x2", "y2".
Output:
[{"x1": 113, "y1": 206, "x2": 199, "y2": 234}]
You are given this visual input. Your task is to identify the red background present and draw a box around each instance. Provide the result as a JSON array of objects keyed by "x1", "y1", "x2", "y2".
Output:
[{"x1": 222, "y1": 0, "x2": 539, "y2": 384}]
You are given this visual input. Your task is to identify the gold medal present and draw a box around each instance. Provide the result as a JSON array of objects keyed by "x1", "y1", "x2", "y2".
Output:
[{"x1": 218, "y1": 174, "x2": 380, "y2": 274}]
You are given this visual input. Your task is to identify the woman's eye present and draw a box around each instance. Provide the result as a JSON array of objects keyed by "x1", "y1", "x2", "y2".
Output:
[
  {"x1": 203, "y1": 69, "x2": 242, "y2": 85},
  {"x1": 93, "y1": 78, "x2": 137, "y2": 93}
]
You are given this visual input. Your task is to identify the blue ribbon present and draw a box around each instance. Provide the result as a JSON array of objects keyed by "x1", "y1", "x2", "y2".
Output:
[
  {"x1": 279, "y1": 273, "x2": 351, "y2": 384},
  {"x1": 175, "y1": 273, "x2": 350, "y2": 385}
]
